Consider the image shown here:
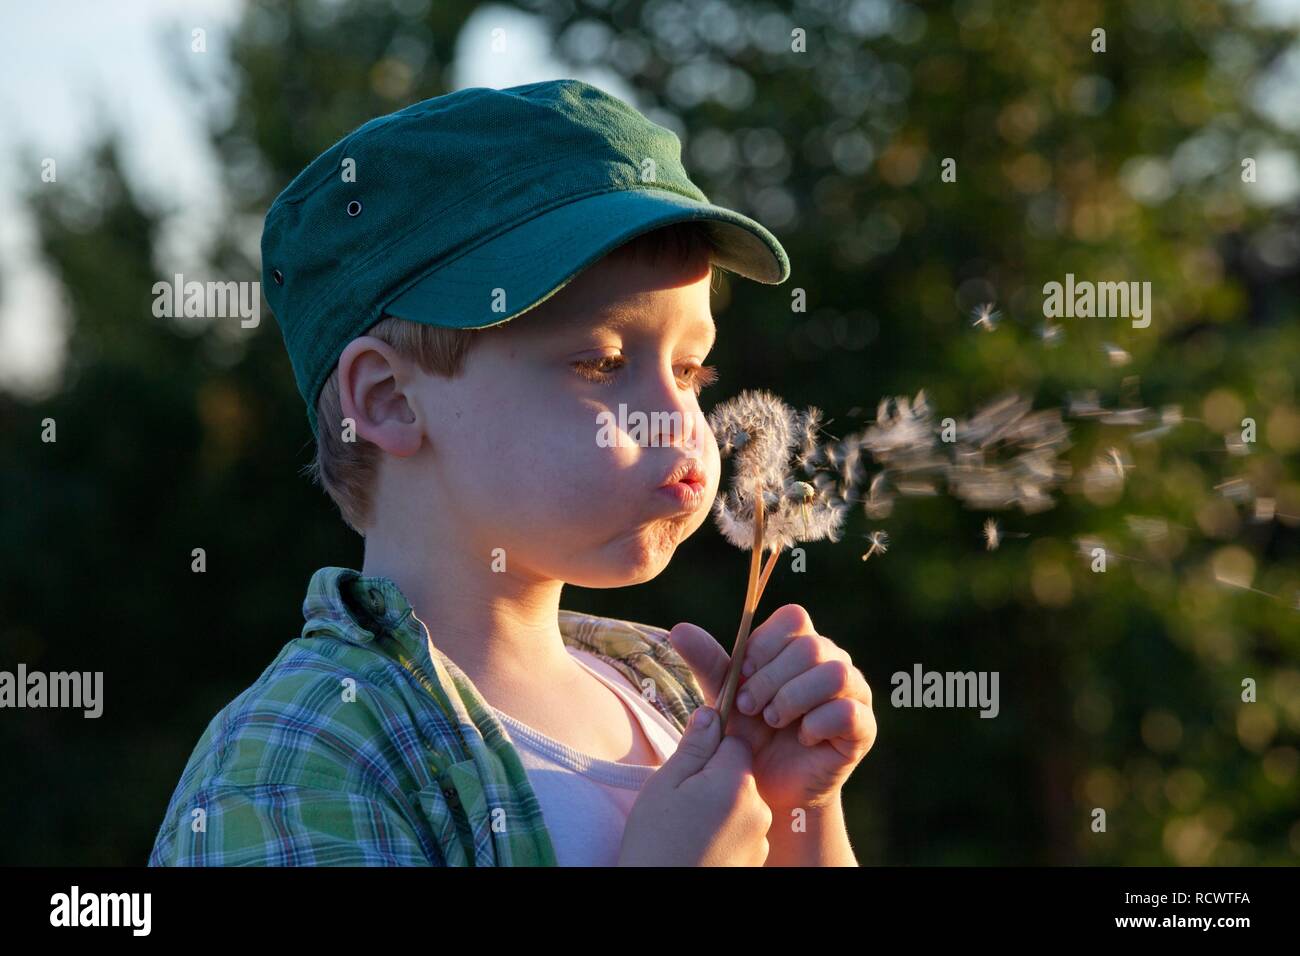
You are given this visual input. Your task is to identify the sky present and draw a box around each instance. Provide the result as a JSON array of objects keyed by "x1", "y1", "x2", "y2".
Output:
[
  {"x1": 0, "y1": 0, "x2": 632, "y2": 399},
  {"x1": 0, "y1": 0, "x2": 1297, "y2": 399}
]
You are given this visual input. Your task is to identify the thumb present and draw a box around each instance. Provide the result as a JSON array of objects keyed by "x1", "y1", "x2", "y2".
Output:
[
  {"x1": 656, "y1": 706, "x2": 721, "y2": 787},
  {"x1": 667, "y1": 622, "x2": 730, "y2": 705}
]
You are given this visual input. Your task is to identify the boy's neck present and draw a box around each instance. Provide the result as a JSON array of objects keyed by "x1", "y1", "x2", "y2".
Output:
[{"x1": 360, "y1": 544, "x2": 574, "y2": 698}]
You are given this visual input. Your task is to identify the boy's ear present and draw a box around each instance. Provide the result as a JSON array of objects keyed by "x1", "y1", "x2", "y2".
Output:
[{"x1": 335, "y1": 335, "x2": 424, "y2": 456}]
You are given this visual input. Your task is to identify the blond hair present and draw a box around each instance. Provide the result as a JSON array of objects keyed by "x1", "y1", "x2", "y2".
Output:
[{"x1": 305, "y1": 221, "x2": 719, "y2": 535}]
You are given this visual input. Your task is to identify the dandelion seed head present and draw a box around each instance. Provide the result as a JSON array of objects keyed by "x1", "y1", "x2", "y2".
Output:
[
  {"x1": 708, "y1": 389, "x2": 798, "y2": 482},
  {"x1": 983, "y1": 518, "x2": 1001, "y2": 551},
  {"x1": 767, "y1": 491, "x2": 849, "y2": 548},
  {"x1": 719, "y1": 428, "x2": 749, "y2": 456},
  {"x1": 709, "y1": 390, "x2": 853, "y2": 552},
  {"x1": 788, "y1": 480, "x2": 816, "y2": 505}
]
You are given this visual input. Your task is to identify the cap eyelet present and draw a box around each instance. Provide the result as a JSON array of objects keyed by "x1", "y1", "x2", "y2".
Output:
[
  {"x1": 272, "y1": 268, "x2": 284, "y2": 285},
  {"x1": 346, "y1": 200, "x2": 362, "y2": 217}
]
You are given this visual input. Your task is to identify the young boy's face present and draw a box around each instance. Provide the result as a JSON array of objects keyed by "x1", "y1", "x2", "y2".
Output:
[{"x1": 402, "y1": 248, "x2": 722, "y2": 588}]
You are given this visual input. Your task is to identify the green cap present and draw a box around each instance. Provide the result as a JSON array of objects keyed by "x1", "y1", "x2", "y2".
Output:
[{"x1": 261, "y1": 79, "x2": 791, "y2": 439}]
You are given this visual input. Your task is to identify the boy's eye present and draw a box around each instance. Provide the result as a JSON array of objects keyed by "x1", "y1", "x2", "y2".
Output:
[
  {"x1": 680, "y1": 363, "x2": 720, "y2": 394},
  {"x1": 570, "y1": 356, "x2": 719, "y2": 395},
  {"x1": 571, "y1": 355, "x2": 626, "y2": 380}
]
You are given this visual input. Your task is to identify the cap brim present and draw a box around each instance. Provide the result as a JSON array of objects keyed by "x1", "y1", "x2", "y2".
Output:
[{"x1": 381, "y1": 187, "x2": 790, "y2": 330}]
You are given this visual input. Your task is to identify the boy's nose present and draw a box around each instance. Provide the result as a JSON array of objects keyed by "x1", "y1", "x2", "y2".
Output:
[{"x1": 649, "y1": 398, "x2": 707, "y2": 450}]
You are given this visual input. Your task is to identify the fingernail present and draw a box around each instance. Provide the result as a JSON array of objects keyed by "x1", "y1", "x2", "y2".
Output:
[
  {"x1": 742, "y1": 659, "x2": 755, "y2": 677},
  {"x1": 737, "y1": 690, "x2": 755, "y2": 714},
  {"x1": 693, "y1": 707, "x2": 714, "y2": 730},
  {"x1": 764, "y1": 705, "x2": 779, "y2": 726}
]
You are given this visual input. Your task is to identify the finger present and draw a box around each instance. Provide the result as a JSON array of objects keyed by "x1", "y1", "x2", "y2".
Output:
[
  {"x1": 703, "y1": 733, "x2": 756, "y2": 780},
  {"x1": 798, "y1": 697, "x2": 877, "y2": 755},
  {"x1": 658, "y1": 706, "x2": 723, "y2": 787},
  {"x1": 737, "y1": 635, "x2": 852, "y2": 720},
  {"x1": 768, "y1": 658, "x2": 868, "y2": 728},
  {"x1": 667, "y1": 622, "x2": 730, "y2": 704},
  {"x1": 740, "y1": 604, "x2": 818, "y2": 678},
  {"x1": 760, "y1": 658, "x2": 869, "y2": 728}
]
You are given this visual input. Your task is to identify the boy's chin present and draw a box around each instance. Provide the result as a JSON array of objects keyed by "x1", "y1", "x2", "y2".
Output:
[
  {"x1": 564, "y1": 546, "x2": 680, "y2": 589},
  {"x1": 564, "y1": 561, "x2": 671, "y2": 590},
  {"x1": 554, "y1": 515, "x2": 701, "y2": 587}
]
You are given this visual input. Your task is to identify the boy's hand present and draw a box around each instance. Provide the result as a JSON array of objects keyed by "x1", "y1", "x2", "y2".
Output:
[
  {"x1": 619, "y1": 705, "x2": 772, "y2": 866},
  {"x1": 668, "y1": 604, "x2": 876, "y2": 814}
]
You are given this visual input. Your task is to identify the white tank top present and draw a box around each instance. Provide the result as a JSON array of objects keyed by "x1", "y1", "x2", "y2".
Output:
[{"x1": 490, "y1": 646, "x2": 683, "y2": 866}]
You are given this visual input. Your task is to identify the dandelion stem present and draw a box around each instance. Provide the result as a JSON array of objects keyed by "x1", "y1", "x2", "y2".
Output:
[
  {"x1": 754, "y1": 547, "x2": 782, "y2": 608},
  {"x1": 718, "y1": 480, "x2": 766, "y2": 729}
]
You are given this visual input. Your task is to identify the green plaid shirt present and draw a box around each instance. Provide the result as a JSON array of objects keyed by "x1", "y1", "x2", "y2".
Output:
[{"x1": 149, "y1": 566, "x2": 706, "y2": 866}]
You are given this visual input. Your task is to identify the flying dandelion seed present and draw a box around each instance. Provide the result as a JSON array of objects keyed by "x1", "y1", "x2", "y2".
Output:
[
  {"x1": 1132, "y1": 423, "x2": 1172, "y2": 443},
  {"x1": 699, "y1": 373, "x2": 1300, "y2": 722},
  {"x1": 1101, "y1": 342, "x2": 1131, "y2": 366},
  {"x1": 1107, "y1": 447, "x2": 1128, "y2": 480},
  {"x1": 1074, "y1": 536, "x2": 1146, "y2": 565},
  {"x1": 896, "y1": 480, "x2": 941, "y2": 496},
  {"x1": 971, "y1": 302, "x2": 1001, "y2": 331},
  {"x1": 1067, "y1": 391, "x2": 1105, "y2": 418},
  {"x1": 861, "y1": 530, "x2": 890, "y2": 561},
  {"x1": 1099, "y1": 408, "x2": 1151, "y2": 426},
  {"x1": 1214, "y1": 575, "x2": 1282, "y2": 602},
  {"x1": 1215, "y1": 477, "x2": 1252, "y2": 502},
  {"x1": 1224, "y1": 431, "x2": 1250, "y2": 456},
  {"x1": 1125, "y1": 515, "x2": 1171, "y2": 542},
  {"x1": 980, "y1": 516, "x2": 1030, "y2": 549},
  {"x1": 861, "y1": 470, "x2": 894, "y2": 519},
  {"x1": 793, "y1": 406, "x2": 825, "y2": 474},
  {"x1": 1129, "y1": 404, "x2": 1182, "y2": 441},
  {"x1": 1039, "y1": 322, "x2": 1063, "y2": 346}
]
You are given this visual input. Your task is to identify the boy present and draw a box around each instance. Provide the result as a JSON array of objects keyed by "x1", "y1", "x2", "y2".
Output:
[{"x1": 149, "y1": 79, "x2": 876, "y2": 866}]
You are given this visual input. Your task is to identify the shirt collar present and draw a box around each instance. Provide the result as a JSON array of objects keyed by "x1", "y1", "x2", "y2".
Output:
[
  {"x1": 302, "y1": 566, "x2": 596, "y2": 672},
  {"x1": 302, "y1": 566, "x2": 431, "y2": 664},
  {"x1": 301, "y1": 565, "x2": 704, "y2": 734}
]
